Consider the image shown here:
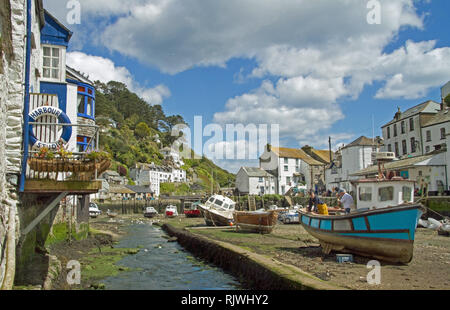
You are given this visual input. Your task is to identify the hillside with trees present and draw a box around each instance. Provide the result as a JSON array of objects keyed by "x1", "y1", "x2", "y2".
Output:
[{"x1": 94, "y1": 81, "x2": 235, "y2": 192}]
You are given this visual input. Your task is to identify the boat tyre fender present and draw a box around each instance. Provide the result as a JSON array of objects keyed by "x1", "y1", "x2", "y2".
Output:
[{"x1": 28, "y1": 106, "x2": 72, "y2": 149}]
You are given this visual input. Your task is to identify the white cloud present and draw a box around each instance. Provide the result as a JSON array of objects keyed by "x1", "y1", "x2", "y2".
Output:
[
  {"x1": 375, "y1": 40, "x2": 450, "y2": 99},
  {"x1": 44, "y1": 0, "x2": 450, "y2": 152},
  {"x1": 66, "y1": 52, "x2": 171, "y2": 105}
]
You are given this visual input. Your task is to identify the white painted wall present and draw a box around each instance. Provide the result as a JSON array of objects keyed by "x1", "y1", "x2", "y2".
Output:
[
  {"x1": 421, "y1": 121, "x2": 449, "y2": 154},
  {"x1": 382, "y1": 114, "x2": 423, "y2": 158},
  {"x1": 66, "y1": 83, "x2": 78, "y2": 153},
  {"x1": 447, "y1": 134, "x2": 450, "y2": 191}
]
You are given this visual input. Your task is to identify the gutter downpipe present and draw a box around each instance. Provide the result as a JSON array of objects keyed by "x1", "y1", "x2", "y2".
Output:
[{"x1": 19, "y1": 0, "x2": 33, "y2": 192}]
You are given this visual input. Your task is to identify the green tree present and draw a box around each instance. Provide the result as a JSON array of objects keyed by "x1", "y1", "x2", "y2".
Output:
[
  {"x1": 135, "y1": 122, "x2": 151, "y2": 139},
  {"x1": 444, "y1": 94, "x2": 450, "y2": 107}
]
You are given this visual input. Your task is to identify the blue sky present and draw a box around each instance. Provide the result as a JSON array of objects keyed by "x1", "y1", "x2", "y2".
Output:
[{"x1": 44, "y1": 0, "x2": 450, "y2": 172}]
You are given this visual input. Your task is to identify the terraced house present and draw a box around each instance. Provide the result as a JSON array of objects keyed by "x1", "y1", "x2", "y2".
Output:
[{"x1": 259, "y1": 144, "x2": 326, "y2": 195}]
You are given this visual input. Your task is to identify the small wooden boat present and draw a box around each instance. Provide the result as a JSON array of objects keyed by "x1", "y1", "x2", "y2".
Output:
[
  {"x1": 165, "y1": 205, "x2": 179, "y2": 218},
  {"x1": 106, "y1": 210, "x2": 118, "y2": 218},
  {"x1": 299, "y1": 158, "x2": 425, "y2": 263},
  {"x1": 198, "y1": 195, "x2": 235, "y2": 227},
  {"x1": 233, "y1": 210, "x2": 278, "y2": 234},
  {"x1": 144, "y1": 207, "x2": 158, "y2": 218}
]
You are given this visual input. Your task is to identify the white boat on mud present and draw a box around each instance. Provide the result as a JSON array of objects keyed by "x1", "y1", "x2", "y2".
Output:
[{"x1": 198, "y1": 195, "x2": 236, "y2": 227}]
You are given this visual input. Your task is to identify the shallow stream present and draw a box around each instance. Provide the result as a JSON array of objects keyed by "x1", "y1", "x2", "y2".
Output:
[{"x1": 102, "y1": 223, "x2": 242, "y2": 290}]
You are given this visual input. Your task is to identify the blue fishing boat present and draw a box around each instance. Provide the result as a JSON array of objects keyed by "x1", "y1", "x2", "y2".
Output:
[{"x1": 299, "y1": 156, "x2": 425, "y2": 263}]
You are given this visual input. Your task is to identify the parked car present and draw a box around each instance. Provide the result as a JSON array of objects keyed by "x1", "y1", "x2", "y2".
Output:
[
  {"x1": 144, "y1": 207, "x2": 158, "y2": 218},
  {"x1": 89, "y1": 203, "x2": 101, "y2": 218},
  {"x1": 165, "y1": 205, "x2": 179, "y2": 218},
  {"x1": 279, "y1": 210, "x2": 300, "y2": 224}
]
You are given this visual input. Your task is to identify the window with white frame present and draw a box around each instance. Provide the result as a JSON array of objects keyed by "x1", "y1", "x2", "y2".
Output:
[{"x1": 43, "y1": 46, "x2": 61, "y2": 80}]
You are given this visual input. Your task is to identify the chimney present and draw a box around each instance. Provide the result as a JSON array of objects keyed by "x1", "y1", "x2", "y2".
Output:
[
  {"x1": 302, "y1": 145, "x2": 313, "y2": 155},
  {"x1": 394, "y1": 107, "x2": 402, "y2": 120}
]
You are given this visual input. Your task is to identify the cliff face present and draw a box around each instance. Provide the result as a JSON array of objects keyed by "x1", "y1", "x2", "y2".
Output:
[{"x1": 0, "y1": 0, "x2": 26, "y2": 289}]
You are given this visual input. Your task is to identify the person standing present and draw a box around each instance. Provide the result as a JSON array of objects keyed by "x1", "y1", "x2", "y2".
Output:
[
  {"x1": 307, "y1": 190, "x2": 328, "y2": 215},
  {"x1": 338, "y1": 189, "x2": 354, "y2": 214}
]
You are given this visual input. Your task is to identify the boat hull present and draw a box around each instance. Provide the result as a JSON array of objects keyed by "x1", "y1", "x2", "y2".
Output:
[
  {"x1": 233, "y1": 211, "x2": 278, "y2": 234},
  {"x1": 298, "y1": 204, "x2": 424, "y2": 264},
  {"x1": 184, "y1": 210, "x2": 202, "y2": 218},
  {"x1": 144, "y1": 213, "x2": 158, "y2": 218},
  {"x1": 198, "y1": 205, "x2": 234, "y2": 226}
]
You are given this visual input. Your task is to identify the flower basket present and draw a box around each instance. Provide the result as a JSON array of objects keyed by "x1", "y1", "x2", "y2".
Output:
[{"x1": 28, "y1": 157, "x2": 110, "y2": 174}]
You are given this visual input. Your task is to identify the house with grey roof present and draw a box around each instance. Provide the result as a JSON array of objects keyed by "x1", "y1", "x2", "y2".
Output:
[
  {"x1": 351, "y1": 151, "x2": 448, "y2": 195},
  {"x1": 421, "y1": 108, "x2": 450, "y2": 154},
  {"x1": 381, "y1": 100, "x2": 441, "y2": 158},
  {"x1": 325, "y1": 136, "x2": 383, "y2": 193},
  {"x1": 236, "y1": 167, "x2": 276, "y2": 195}
]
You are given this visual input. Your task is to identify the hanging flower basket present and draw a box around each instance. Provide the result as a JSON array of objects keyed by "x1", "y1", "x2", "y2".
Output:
[{"x1": 28, "y1": 158, "x2": 111, "y2": 175}]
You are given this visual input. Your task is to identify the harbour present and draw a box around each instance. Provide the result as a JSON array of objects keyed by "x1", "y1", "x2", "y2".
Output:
[{"x1": 1, "y1": 0, "x2": 450, "y2": 295}]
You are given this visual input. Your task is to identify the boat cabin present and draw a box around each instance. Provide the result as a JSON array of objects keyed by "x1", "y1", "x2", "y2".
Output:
[
  {"x1": 354, "y1": 178, "x2": 415, "y2": 210},
  {"x1": 205, "y1": 195, "x2": 236, "y2": 212}
]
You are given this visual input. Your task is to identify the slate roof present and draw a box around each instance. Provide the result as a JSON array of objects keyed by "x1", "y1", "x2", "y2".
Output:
[
  {"x1": 241, "y1": 167, "x2": 272, "y2": 178},
  {"x1": 421, "y1": 109, "x2": 450, "y2": 128},
  {"x1": 341, "y1": 136, "x2": 382, "y2": 150},
  {"x1": 381, "y1": 100, "x2": 441, "y2": 128},
  {"x1": 351, "y1": 153, "x2": 445, "y2": 177},
  {"x1": 125, "y1": 185, "x2": 154, "y2": 194},
  {"x1": 271, "y1": 147, "x2": 324, "y2": 166}
]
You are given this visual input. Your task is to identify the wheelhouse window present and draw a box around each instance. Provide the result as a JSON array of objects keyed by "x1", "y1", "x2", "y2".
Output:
[
  {"x1": 359, "y1": 187, "x2": 372, "y2": 202},
  {"x1": 43, "y1": 46, "x2": 60, "y2": 80},
  {"x1": 402, "y1": 186, "x2": 412, "y2": 202},
  {"x1": 77, "y1": 85, "x2": 95, "y2": 119},
  {"x1": 378, "y1": 186, "x2": 394, "y2": 202}
]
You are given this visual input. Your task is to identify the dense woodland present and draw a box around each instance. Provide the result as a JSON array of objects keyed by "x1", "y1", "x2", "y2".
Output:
[{"x1": 94, "y1": 81, "x2": 235, "y2": 193}]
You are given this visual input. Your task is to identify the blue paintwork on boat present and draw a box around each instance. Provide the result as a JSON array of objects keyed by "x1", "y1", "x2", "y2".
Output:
[
  {"x1": 311, "y1": 218, "x2": 320, "y2": 228},
  {"x1": 367, "y1": 209, "x2": 419, "y2": 239},
  {"x1": 320, "y1": 220, "x2": 332, "y2": 230},
  {"x1": 300, "y1": 206, "x2": 422, "y2": 241},
  {"x1": 302, "y1": 215, "x2": 310, "y2": 225},
  {"x1": 336, "y1": 232, "x2": 411, "y2": 240},
  {"x1": 352, "y1": 217, "x2": 367, "y2": 231}
]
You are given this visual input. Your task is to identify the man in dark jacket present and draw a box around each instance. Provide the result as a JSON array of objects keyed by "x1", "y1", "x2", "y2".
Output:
[{"x1": 307, "y1": 190, "x2": 322, "y2": 212}]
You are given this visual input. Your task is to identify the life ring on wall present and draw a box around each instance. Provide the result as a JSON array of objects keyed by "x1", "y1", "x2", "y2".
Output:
[{"x1": 28, "y1": 106, "x2": 72, "y2": 149}]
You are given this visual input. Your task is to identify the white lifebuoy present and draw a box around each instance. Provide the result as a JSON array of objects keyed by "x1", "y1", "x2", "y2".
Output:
[{"x1": 28, "y1": 106, "x2": 73, "y2": 150}]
